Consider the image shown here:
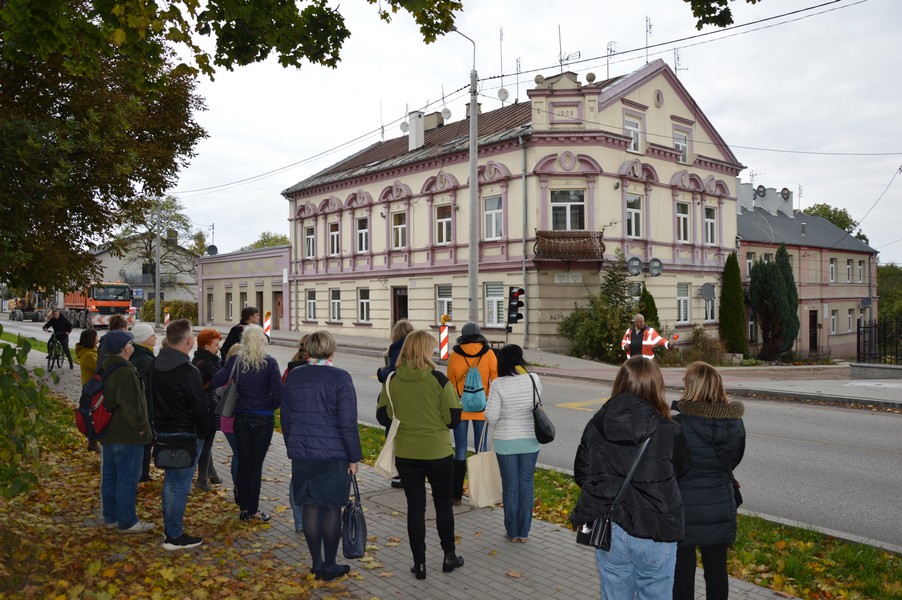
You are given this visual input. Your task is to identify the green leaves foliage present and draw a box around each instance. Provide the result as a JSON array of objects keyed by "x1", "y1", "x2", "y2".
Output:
[
  {"x1": 748, "y1": 245, "x2": 799, "y2": 360},
  {"x1": 682, "y1": 0, "x2": 762, "y2": 30},
  {"x1": 719, "y1": 252, "x2": 749, "y2": 356}
]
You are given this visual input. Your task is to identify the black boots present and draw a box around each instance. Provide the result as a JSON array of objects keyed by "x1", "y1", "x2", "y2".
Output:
[
  {"x1": 452, "y1": 460, "x2": 467, "y2": 504},
  {"x1": 410, "y1": 563, "x2": 426, "y2": 579},
  {"x1": 442, "y1": 551, "x2": 465, "y2": 573}
]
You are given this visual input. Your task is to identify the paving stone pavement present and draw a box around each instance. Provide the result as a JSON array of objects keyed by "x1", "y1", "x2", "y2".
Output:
[{"x1": 32, "y1": 346, "x2": 793, "y2": 599}]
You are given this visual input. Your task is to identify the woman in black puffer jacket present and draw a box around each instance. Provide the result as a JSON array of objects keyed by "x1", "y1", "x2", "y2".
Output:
[
  {"x1": 191, "y1": 329, "x2": 224, "y2": 491},
  {"x1": 672, "y1": 362, "x2": 745, "y2": 600},
  {"x1": 571, "y1": 357, "x2": 689, "y2": 600}
]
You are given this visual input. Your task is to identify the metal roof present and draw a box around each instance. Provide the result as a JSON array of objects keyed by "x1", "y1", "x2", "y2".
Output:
[{"x1": 737, "y1": 206, "x2": 877, "y2": 254}]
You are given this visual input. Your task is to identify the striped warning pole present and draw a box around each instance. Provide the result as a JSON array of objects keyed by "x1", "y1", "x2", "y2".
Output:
[
  {"x1": 163, "y1": 307, "x2": 170, "y2": 329},
  {"x1": 439, "y1": 325, "x2": 449, "y2": 360},
  {"x1": 263, "y1": 311, "x2": 273, "y2": 337}
]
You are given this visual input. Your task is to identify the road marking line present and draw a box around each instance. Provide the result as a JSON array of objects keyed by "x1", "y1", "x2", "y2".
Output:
[{"x1": 557, "y1": 398, "x2": 609, "y2": 411}]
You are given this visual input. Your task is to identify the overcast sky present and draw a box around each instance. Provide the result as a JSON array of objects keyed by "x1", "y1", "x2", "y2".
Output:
[{"x1": 171, "y1": 0, "x2": 902, "y2": 264}]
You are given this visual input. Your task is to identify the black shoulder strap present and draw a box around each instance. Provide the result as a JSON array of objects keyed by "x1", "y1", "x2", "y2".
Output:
[{"x1": 610, "y1": 436, "x2": 651, "y2": 510}]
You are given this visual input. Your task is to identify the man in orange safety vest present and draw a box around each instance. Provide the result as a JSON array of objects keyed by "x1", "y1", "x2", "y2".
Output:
[{"x1": 621, "y1": 313, "x2": 670, "y2": 359}]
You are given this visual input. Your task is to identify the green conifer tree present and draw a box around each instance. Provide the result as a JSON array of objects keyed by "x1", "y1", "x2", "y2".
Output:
[
  {"x1": 718, "y1": 252, "x2": 749, "y2": 356},
  {"x1": 776, "y1": 244, "x2": 800, "y2": 353}
]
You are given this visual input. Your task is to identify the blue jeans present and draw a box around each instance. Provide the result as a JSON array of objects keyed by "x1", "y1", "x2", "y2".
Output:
[
  {"x1": 234, "y1": 413, "x2": 274, "y2": 514},
  {"x1": 596, "y1": 522, "x2": 677, "y2": 600},
  {"x1": 496, "y1": 451, "x2": 538, "y2": 539},
  {"x1": 160, "y1": 434, "x2": 203, "y2": 539},
  {"x1": 453, "y1": 419, "x2": 487, "y2": 460},
  {"x1": 224, "y1": 432, "x2": 239, "y2": 487},
  {"x1": 101, "y1": 443, "x2": 143, "y2": 529}
]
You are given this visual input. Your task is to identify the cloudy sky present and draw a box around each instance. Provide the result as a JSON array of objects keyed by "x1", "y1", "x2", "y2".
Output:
[{"x1": 171, "y1": 0, "x2": 902, "y2": 263}]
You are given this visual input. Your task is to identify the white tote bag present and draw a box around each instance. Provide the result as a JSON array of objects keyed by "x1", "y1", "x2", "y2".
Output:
[
  {"x1": 467, "y1": 425, "x2": 503, "y2": 507},
  {"x1": 373, "y1": 373, "x2": 400, "y2": 478}
]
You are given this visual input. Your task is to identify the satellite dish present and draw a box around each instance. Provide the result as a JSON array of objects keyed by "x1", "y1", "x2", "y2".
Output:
[
  {"x1": 206, "y1": 245, "x2": 218, "y2": 256},
  {"x1": 626, "y1": 257, "x2": 643, "y2": 276},
  {"x1": 780, "y1": 187, "x2": 791, "y2": 201},
  {"x1": 534, "y1": 74, "x2": 545, "y2": 84},
  {"x1": 400, "y1": 122, "x2": 409, "y2": 133},
  {"x1": 755, "y1": 184, "x2": 766, "y2": 198},
  {"x1": 700, "y1": 283, "x2": 716, "y2": 301},
  {"x1": 586, "y1": 72, "x2": 596, "y2": 83},
  {"x1": 648, "y1": 258, "x2": 664, "y2": 277},
  {"x1": 441, "y1": 107, "x2": 452, "y2": 120},
  {"x1": 498, "y1": 88, "x2": 509, "y2": 102}
]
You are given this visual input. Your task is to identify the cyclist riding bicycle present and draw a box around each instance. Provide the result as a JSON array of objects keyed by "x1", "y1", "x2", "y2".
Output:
[{"x1": 43, "y1": 309, "x2": 74, "y2": 369}]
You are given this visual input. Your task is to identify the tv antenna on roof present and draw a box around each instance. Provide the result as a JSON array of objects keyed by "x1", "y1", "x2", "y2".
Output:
[
  {"x1": 673, "y1": 48, "x2": 688, "y2": 79},
  {"x1": 645, "y1": 16, "x2": 653, "y2": 64},
  {"x1": 558, "y1": 25, "x2": 580, "y2": 72},
  {"x1": 606, "y1": 42, "x2": 617, "y2": 79}
]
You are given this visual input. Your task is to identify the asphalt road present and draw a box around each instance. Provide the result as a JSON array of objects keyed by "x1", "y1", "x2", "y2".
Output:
[{"x1": 5, "y1": 319, "x2": 902, "y2": 550}]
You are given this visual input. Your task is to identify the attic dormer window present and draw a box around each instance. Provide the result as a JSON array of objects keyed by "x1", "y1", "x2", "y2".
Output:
[{"x1": 624, "y1": 115, "x2": 642, "y2": 153}]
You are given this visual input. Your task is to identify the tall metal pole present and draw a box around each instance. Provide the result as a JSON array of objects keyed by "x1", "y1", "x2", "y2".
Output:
[
  {"x1": 454, "y1": 28, "x2": 480, "y2": 324},
  {"x1": 154, "y1": 198, "x2": 161, "y2": 327}
]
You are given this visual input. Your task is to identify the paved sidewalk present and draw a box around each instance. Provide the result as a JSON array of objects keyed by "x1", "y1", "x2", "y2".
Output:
[{"x1": 29, "y1": 351, "x2": 792, "y2": 600}]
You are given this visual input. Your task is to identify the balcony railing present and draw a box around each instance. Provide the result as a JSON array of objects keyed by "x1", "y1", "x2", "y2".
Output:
[{"x1": 534, "y1": 230, "x2": 606, "y2": 261}]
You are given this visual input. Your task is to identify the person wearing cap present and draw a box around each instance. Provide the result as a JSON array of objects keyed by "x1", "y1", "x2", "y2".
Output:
[
  {"x1": 99, "y1": 330, "x2": 155, "y2": 533},
  {"x1": 129, "y1": 323, "x2": 157, "y2": 482},
  {"x1": 446, "y1": 321, "x2": 497, "y2": 505}
]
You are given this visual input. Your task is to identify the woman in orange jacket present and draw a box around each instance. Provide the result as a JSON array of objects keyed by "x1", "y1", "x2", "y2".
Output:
[{"x1": 446, "y1": 322, "x2": 498, "y2": 504}]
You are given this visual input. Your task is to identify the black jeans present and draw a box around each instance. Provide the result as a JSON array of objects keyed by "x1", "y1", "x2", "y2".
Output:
[
  {"x1": 673, "y1": 544, "x2": 729, "y2": 600},
  {"x1": 234, "y1": 413, "x2": 274, "y2": 514},
  {"x1": 396, "y1": 455, "x2": 456, "y2": 565}
]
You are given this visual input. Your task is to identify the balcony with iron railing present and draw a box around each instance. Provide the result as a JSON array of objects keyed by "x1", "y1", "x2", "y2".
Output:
[{"x1": 533, "y1": 230, "x2": 606, "y2": 261}]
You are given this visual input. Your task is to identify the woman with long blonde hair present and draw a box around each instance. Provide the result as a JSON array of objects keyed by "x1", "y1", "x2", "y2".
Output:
[
  {"x1": 376, "y1": 330, "x2": 464, "y2": 580},
  {"x1": 211, "y1": 324, "x2": 281, "y2": 523}
]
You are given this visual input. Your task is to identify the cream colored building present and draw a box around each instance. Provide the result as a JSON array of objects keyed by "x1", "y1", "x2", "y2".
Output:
[{"x1": 282, "y1": 60, "x2": 744, "y2": 350}]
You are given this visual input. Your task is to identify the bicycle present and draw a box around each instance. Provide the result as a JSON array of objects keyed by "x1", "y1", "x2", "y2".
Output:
[{"x1": 46, "y1": 332, "x2": 66, "y2": 372}]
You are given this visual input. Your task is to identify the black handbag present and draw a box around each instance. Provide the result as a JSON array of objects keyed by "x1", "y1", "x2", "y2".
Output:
[
  {"x1": 528, "y1": 374, "x2": 555, "y2": 444},
  {"x1": 342, "y1": 474, "x2": 367, "y2": 559},
  {"x1": 153, "y1": 432, "x2": 197, "y2": 470},
  {"x1": 576, "y1": 436, "x2": 650, "y2": 551}
]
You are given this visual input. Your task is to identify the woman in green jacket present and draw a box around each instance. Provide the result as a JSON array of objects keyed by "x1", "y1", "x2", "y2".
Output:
[{"x1": 376, "y1": 330, "x2": 464, "y2": 580}]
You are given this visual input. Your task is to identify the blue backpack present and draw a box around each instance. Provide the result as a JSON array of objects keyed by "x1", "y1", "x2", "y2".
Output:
[{"x1": 460, "y1": 356, "x2": 487, "y2": 412}]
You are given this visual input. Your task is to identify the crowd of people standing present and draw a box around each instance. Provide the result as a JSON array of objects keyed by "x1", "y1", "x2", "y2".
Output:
[{"x1": 71, "y1": 308, "x2": 744, "y2": 596}]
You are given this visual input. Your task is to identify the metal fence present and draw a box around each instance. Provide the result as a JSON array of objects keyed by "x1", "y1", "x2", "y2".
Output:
[{"x1": 857, "y1": 319, "x2": 902, "y2": 365}]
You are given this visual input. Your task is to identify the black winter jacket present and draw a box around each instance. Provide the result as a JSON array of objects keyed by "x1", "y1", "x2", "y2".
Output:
[
  {"x1": 151, "y1": 347, "x2": 208, "y2": 437},
  {"x1": 191, "y1": 348, "x2": 222, "y2": 433},
  {"x1": 129, "y1": 343, "x2": 156, "y2": 425},
  {"x1": 571, "y1": 392, "x2": 690, "y2": 543},
  {"x1": 672, "y1": 399, "x2": 745, "y2": 547}
]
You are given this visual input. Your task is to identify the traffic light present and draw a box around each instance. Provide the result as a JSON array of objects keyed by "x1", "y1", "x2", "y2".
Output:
[{"x1": 507, "y1": 287, "x2": 525, "y2": 325}]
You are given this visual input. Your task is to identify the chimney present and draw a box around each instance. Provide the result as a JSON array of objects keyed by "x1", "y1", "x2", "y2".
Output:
[
  {"x1": 801, "y1": 223, "x2": 807, "y2": 235},
  {"x1": 466, "y1": 102, "x2": 482, "y2": 118},
  {"x1": 423, "y1": 111, "x2": 445, "y2": 131},
  {"x1": 408, "y1": 110, "x2": 424, "y2": 151}
]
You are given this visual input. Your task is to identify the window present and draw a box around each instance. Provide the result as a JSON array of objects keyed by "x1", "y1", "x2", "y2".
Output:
[
  {"x1": 207, "y1": 294, "x2": 214, "y2": 320},
  {"x1": 485, "y1": 283, "x2": 505, "y2": 327},
  {"x1": 391, "y1": 212, "x2": 407, "y2": 249},
  {"x1": 858, "y1": 260, "x2": 864, "y2": 283},
  {"x1": 304, "y1": 226, "x2": 315, "y2": 258},
  {"x1": 674, "y1": 131, "x2": 689, "y2": 163},
  {"x1": 329, "y1": 289, "x2": 341, "y2": 321},
  {"x1": 357, "y1": 288, "x2": 370, "y2": 322},
  {"x1": 626, "y1": 194, "x2": 642, "y2": 238},
  {"x1": 226, "y1": 292, "x2": 233, "y2": 321},
  {"x1": 846, "y1": 259, "x2": 852, "y2": 282},
  {"x1": 748, "y1": 316, "x2": 757, "y2": 343},
  {"x1": 676, "y1": 283, "x2": 689, "y2": 323},
  {"x1": 240, "y1": 292, "x2": 247, "y2": 309},
  {"x1": 830, "y1": 309, "x2": 837, "y2": 334},
  {"x1": 764, "y1": 253, "x2": 773, "y2": 264},
  {"x1": 704, "y1": 207, "x2": 716, "y2": 245},
  {"x1": 746, "y1": 252, "x2": 756, "y2": 279},
  {"x1": 436, "y1": 205, "x2": 452, "y2": 245},
  {"x1": 356, "y1": 217, "x2": 369, "y2": 253},
  {"x1": 624, "y1": 116, "x2": 641, "y2": 152},
  {"x1": 829, "y1": 258, "x2": 836, "y2": 282},
  {"x1": 328, "y1": 222, "x2": 340, "y2": 256},
  {"x1": 550, "y1": 190, "x2": 585, "y2": 230},
  {"x1": 306, "y1": 289, "x2": 316, "y2": 319},
  {"x1": 484, "y1": 196, "x2": 503, "y2": 240},
  {"x1": 848, "y1": 309, "x2": 854, "y2": 332},
  {"x1": 676, "y1": 202, "x2": 690, "y2": 242},
  {"x1": 705, "y1": 297, "x2": 715, "y2": 321},
  {"x1": 436, "y1": 285, "x2": 453, "y2": 324}
]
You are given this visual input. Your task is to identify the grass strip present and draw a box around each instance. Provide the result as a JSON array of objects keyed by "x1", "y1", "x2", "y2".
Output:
[{"x1": 357, "y1": 423, "x2": 901, "y2": 600}]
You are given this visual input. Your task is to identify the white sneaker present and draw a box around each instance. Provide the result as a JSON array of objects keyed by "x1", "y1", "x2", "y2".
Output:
[{"x1": 121, "y1": 520, "x2": 156, "y2": 534}]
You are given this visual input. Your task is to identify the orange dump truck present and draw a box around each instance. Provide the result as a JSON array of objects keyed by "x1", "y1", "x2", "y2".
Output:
[{"x1": 62, "y1": 282, "x2": 134, "y2": 329}]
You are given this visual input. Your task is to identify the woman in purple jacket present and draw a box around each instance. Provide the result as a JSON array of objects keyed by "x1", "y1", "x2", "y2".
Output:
[
  {"x1": 211, "y1": 325, "x2": 281, "y2": 522},
  {"x1": 282, "y1": 331, "x2": 362, "y2": 581}
]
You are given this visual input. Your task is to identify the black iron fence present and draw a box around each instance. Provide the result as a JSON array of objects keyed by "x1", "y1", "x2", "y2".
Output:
[{"x1": 857, "y1": 319, "x2": 902, "y2": 365}]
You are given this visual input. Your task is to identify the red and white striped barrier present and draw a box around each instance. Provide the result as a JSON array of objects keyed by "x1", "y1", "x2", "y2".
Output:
[
  {"x1": 263, "y1": 311, "x2": 272, "y2": 337},
  {"x1": 439, "y1": 325, "x2": 449, "y2": 360},
  {"x1": 163, "y1": 308, "x2": 170, "y2": 329}
]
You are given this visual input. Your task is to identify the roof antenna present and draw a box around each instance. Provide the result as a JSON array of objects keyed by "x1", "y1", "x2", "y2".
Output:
[
  {"x1": 499, "y1": 28, "x2": 505, "y2": 106},
  {"x1": 645, "y1": 16, "x2": 653, "y2": 64},
  {"x1": 515, "y1": 57, "x2": 521, "y2": 103},
  {"x1": 558, "y1": 25, "x2": 580, "y2": 72},
  {"x1": 673, "y1": 48, "x2": 688, "y2": 79},
  {"x1": 606, "y1": 42, "x2": 617, "y2": 79},
  {"x1": 379, "y1": 100, "x2": 384, "y2": 142}
]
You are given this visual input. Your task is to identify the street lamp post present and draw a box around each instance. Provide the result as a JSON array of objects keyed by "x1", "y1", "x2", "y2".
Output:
[{"x1": 454, "y1": 27, "x2": 480, "y2": 324}]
